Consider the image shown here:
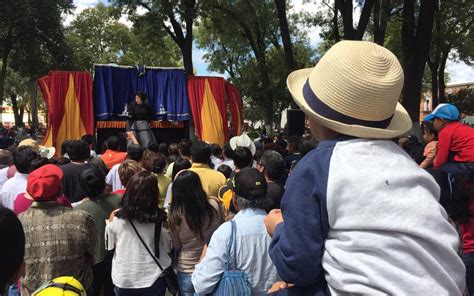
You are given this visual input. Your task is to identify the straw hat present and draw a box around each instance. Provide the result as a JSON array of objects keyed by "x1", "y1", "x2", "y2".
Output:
[
  {"x1": 287, "y1": 40, "x2": 412, "y2": 139},
  {"x1": 19, "y1": 138, "x2": 56, "y2": 159},
  {"x1": 229, "y1": 133, "x2": 256, "y2": 156}
]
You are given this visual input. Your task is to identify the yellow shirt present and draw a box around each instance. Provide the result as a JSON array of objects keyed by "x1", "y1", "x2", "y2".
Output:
[
  {"x1": 189, "y1": 163, "x2": 226, "y2": 198},
  {"x1": 155, "y1": 173, "x2": 172, "y2": 207}
]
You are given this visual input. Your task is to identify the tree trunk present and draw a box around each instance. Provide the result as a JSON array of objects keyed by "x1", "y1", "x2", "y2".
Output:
[
  {"x1": 428, "y1": 60, "x2": 439, "y2": 109},
  {"x1": 401, "y1": 0, "x2": 436, "y2": 122},
  {"x1": 29, "y1": 79, "x2": 39, "y2": 129},
  {"x1": 373, "y1": 0, "x2": 391, "y2": 45},
  {"x1": 0, "y1": 29, "x2": 13, "y2": 112},
  {"x1": 274, "y1": 0, "x2": 296, "y2": 71},
  {"x1": 10, "y1": 93, "x2": 22, "y2": 126},
  {"x1": 438, "y1": 51, "x2": 448, "y2": 103},
  {"x1": 181, "y1": 43, "x2": 194, "y2": 76}
]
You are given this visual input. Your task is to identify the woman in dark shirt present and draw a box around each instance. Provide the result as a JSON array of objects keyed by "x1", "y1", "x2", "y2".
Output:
[{"x1": 126, "y1": 92, "x2": 156, "y2": 147}]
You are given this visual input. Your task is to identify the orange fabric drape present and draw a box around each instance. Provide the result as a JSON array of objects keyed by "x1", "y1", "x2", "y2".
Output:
[{"x1": 225, "y1": 82, "x2": 243, "y2": 136}]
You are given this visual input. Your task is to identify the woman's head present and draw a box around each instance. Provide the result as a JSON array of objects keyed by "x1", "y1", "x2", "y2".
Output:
[
  {"x1": 171, "y1": 157, "x2": 192, "y2": 180},
  {"x1": 116, "y1": 170, "x2": 162, "y2": 223},
  {"x1": 135, "y1": 92, "x2": 147, "y2": 104},
  {"x1": 79, "y1": 164, "x2": 106, "y2": 199},
  {"x1": 170, "y1": 170, "x2": 216, "y2": 238},
  {"x1": 118, "y1": 160, "x2": 141, "y2": 188}
]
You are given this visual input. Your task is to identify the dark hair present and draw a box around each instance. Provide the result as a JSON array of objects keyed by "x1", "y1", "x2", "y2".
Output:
[
  {"x1": 300, "y1": 137, "x2": 318, "y2": 157},
  {"x1": 118, "y1": 160, "x2": 141, "y2": 188},
  {"x1": 116, "y1": 170, "x2": 165, "y2": 223},
  {"x1": 168, "y1": 143, "x2": 180, "y2": 157},
  {"x1": 211, "y1": 144, "x2": 222, "y2": 157},
  {"x1": 217, "y1": 164, "x2": 232, "y2": 179},
  {"x1": 233, "y1": 147, "x2": 253, "y2": 169},
  {"x1": 147, "y1": 141, "x2": 160, "y2": 153},
  {"x1": 106, "y1": 136, "x2": 121, "y2": 151},
  {"x1": 422, "y1": 122, "x2": 438, "y2": 141},
  {"x1": 127, "y1": 144, "x2": 144, "y2": 162},
  {"x1": 172, "y1": 157, "x2": 192, "y2": 180},
  {"x1": 14, "y1": 146, "x2": 39, "y2": 174},
  {"x1": 179, "y1": 139, "x2": 192, "y2": 157},
  {"x1": 142, "y1": 152, "x2": 167, "y2": 174},
  {"x1": 275, "y1": 138, "x2": 288, "y2": 150},
  {"x1": 158, "y1": 143, "x2": 169, "y2": 157},
  {"x1": 61, "y1": 140, "x2": 73, "y2": 156},
  {"x1": 53, "y1": 157, "x2": 71, "y2": 166},
  {"x1": 30, "y1": 157, "x2": 50, "y2": 172},
  {"x1": 67, "y1": 140, "x2": 90, "y2": 161},
  {"x1": 260, "y1": 150, "x2": 285, "y2": 180},
  {"x1": 79, "y1": 164, "x2": 106, "y2": 198},
  {"x1": 223, "y1": 143, "x2": 234, "y2": 159},
  {"x1": 0, "y1": 206, "x2": 25, "y2": 291},
  {"x1": 401, "y1": 136, "x2": 425, "y2": 164},
  {"x1": 81, "y1": 134, "x2": 95, "y2": 148},
  {"x1": 191, "y1": 141, "x2": 211, "y2": 164},
  {"x1": 136, "y1": 91, "x2": 148, "y2": 101},
  {"x1": 288, "y1": 136, "x2": 301, "y2": 153},
  {"x1": 0, "y1": 150, "x2": 13, "y2": 166},
  {"x1": 169, "y1": 170, "x2": 218, "y2": 240}
]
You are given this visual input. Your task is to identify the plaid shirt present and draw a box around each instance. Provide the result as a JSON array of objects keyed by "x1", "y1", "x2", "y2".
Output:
[{"x1": 19, "y1": 201, "x2": 98, "y2": 295}]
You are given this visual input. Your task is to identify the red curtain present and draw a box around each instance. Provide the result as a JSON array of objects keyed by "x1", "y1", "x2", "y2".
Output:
[{"x1": 226, "y1": 82, "x2": 243, "y2": 136}]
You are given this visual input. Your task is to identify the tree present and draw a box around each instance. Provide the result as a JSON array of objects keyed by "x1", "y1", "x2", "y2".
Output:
[
  {"x1": 0, "y1": 0, "x2": 73, "y2": 112},
  {"x1": 401, "y1": 0, "x2": 436, "y2": 122},
  {"x1": 113, "y1": 0, "x2": 199, "y2": 75},
  {"x1": 4, "y1": 69, "x2": 28, "y2": 126},
  {"x1": 274, "y1": 0, "x2": 296, "y2": 71},
  {"x1": 427, "y1": 0, "x2": 474, "y2": 108},
  {"x1": 447, "y1": 88, "x2": 474, "y2": 114}
]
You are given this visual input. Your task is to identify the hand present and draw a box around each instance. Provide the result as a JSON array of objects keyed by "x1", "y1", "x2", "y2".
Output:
[
  {"x1": 264, "y1": 209, "x2": 283, "y2": 237},
  {"x1": 267, "y1": 281, "x2": 294, "y2": 293}
]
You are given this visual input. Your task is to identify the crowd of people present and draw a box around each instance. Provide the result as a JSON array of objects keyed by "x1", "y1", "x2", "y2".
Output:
[{"x1": 0, "y1": 40, "x2": 473, "y2": 296}]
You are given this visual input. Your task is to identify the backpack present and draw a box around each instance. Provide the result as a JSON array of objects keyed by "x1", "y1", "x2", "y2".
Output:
[{"x1": 211, "y1": 220, "x2": 253, "y2": 296}]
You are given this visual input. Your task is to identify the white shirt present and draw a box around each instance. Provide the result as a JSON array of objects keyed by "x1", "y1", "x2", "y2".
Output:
[
  {"x1": 210, "y1": 156, "x2": 222, "y2": 170},
  {"x1": 215, "y1": 158, "x2": 235, "y2": 171},
  {"x1": 106, "y1": 216, "x2": 172, "y2": 289},
  {"x1": 0, "y1": 167, "x2": 9, "y2": 192},
  {"x1": 106, "y1": 163, "x2": 123, "y2": 192},
  {"x1": 0, "y1": 172, "x2": 28, "y2": 210}
]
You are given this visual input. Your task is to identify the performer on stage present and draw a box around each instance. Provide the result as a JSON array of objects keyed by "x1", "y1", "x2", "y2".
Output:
[{"x1": 126, "y1": 92, "x2": 156, "y2": 147}]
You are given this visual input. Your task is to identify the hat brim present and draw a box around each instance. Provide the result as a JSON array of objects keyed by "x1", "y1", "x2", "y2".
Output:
[
  {"x1": 423, "y1": 114, "x2": 435, "y2": 122},
  {"x1": 287, "y1": 68, "x2": 412, "y2": 139},
  {"x1": 39, "y1": 146, "x2": 56, "y2": 159},
  {"x1": 229, "y1": 136, "x2": 256, "y2": 156}
]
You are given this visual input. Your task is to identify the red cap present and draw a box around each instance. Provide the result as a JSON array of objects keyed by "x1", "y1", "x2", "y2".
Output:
[{"x1": 27, "y1": 164, "x2": 64, "y2": 201}]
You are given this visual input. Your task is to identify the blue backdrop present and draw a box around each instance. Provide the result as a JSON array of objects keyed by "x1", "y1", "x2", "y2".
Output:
[{"x1": 93, "y1": 65, "x2": 190, "y2": 121}]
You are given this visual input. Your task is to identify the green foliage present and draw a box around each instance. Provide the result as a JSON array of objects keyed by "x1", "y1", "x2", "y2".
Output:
[
  {"x1": 447, "y1": 87, "x2": 474, "y2": 114},
  {"x1": 66, "y1": 3, "x2": 181, "y2": 71}
]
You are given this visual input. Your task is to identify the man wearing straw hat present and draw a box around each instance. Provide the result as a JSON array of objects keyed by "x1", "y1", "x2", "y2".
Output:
[{"x1": 264, "y1": 41, "x2": 465, "y2": 295}]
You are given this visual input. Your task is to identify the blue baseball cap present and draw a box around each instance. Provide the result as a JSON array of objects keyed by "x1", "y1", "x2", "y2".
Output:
[{"x1": 424, "y1": 103, "x2": 460, "y2": 122}]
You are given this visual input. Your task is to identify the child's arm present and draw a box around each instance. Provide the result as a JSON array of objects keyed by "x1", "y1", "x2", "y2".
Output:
[
  {"x1": 420, "y1": 142, "x2": 437, "y2": 169},
  {"x1": 434, "y1": 131, "x2": 451, "y2": 168}
]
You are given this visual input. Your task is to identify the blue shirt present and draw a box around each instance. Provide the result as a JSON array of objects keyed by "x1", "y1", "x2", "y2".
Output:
[{"x1": 192, "y1": 208, "x2": 278, "y2": 295}]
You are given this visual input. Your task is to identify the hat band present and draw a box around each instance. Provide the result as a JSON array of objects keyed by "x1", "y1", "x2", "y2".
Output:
[{"x1": 303, "y1": 80, "x2": 393, "y2": 129}]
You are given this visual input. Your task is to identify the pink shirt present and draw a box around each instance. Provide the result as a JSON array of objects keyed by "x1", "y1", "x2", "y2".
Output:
[
  {"x1": 420, "y1": 141, "x2": 437, "y2": 169},
  {"x1": 14, "y1": 193, "x2": 72, "y2": 215}
]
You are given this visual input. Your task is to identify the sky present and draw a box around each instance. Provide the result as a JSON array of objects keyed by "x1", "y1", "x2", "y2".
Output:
[{"x1": 70, "y1": 0, "x2": 474, "y2": 84}]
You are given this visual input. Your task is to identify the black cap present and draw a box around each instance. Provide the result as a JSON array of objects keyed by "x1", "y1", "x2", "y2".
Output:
[{"x1": 232, "y1": 167, "x2": 267, "y2": 200}]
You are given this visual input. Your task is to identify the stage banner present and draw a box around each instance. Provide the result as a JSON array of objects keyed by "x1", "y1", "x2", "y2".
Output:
[
  {"x1": 38, "y1": 71, "x2": 93, "y2": 155},
  {"x1": 187, "y1": 76, "x2": 228, "y2": 146},
  {"x1": 225, "y1": 82, "x2": 243, "y2": 137},
  {"x1": 93, "y1": 65, "x2": 190, "y2": 121}
]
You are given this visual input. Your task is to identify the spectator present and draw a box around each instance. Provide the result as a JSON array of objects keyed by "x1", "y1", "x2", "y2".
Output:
[
  {"x1": 166, "y1": 139, "x2": 192, "y2": 178},
  {"x1": 229, "y1": 133, "x2": 256, "y2": 167},
  {"x1": 217, "y1": 164, "x2": 232, "y2": 179},
  {"x1": 82, "y1": 134, "x2": 97, "y2": 157},
  {"x1": 189, "y1": 141, "x2": 226, "y2": 198},
  {"x1": 0, "y1": 149, "x2": 13, "y2": 192},
  {"x1": 168, "y1": 143, "x2": 180, "y2": 163},
  {"x1": 0, "y1": 207, "x2": 25, "y2": 294},
  {"x1": 114, "y1": 160, "x2": 142, "y2": 195},
  {"x1": 18, "y1": 138, "x2": 55, "y2": 159},
  {"x1": 60, "y1": 140, "x2": 90, "y2": 203},
  {"x1": 106, "y1": 144, "x2": 144, "y2": 192},
  {"x1": 284, "y1": 136, "x2": 302, "y2": 170},
  {"x1": 265, "y1": 41, "x2": 464, "y2": 294},
  {"x1": 76, "y1": 164, "x2": 121, "y2": 296},
  {"x1": 147, "y1": 141, "x2": 160, "y2": 153},
  {"x1": 101, "y1": 136, "x2": 127, "y2": 170},
  {"x1": 424, "y1": 103, "x2": 474, "y2": 175},
  {"x1": 420, "y1": 121, "x2": 438, "y2": 169},
  {"x1": 192, "y1": 168, "x2": 277, "y2": 295},
  {"x1": 105, "y1": 171, "x2": 171, "y2": 296},
  {"x1": 163, "y1": 157, "x2": 192, "y2": 209},
  {"x1": 142, "y1": 152, "x2": 171, "y2": 207},
  {"x1": 0, "y1": 146, "x2": 38, "y2": 209},
  {"x1": 19, "y1": 164, "x2": 98, "y2": 295},
  {"x1": 14, "y1": 158, "x2": 72, "y2": 215},
  {"x1": 210, "y1": 143, "x2": 223, "y2": 169},
  {"x1": 158, "y1": 143, "x2": 169, "y2": 158},
  {"x1": 257, "y1": 150, "x2": 285, "y2": 212},
  {"x1": 169, "y1": 170, "x2": 223, "y2": 296},
  {"x1": 216, "y1": 143, "x2": 235, "y2": 171}
]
